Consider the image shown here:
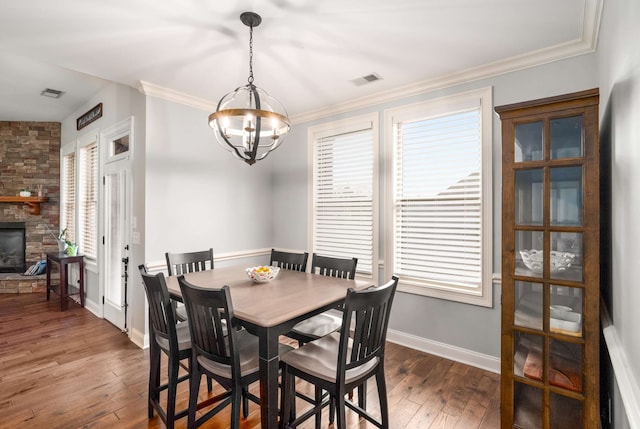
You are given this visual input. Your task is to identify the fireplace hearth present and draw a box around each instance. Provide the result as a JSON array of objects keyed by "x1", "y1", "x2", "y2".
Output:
[{"x1": 0, "y1": 222, "x2": 26, "y2": 274}]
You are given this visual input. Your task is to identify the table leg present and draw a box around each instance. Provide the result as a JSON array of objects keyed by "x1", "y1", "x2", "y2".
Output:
[
  {"x1": 79, "y1": 260, "x2": 85, "y2": 307},
  {"x1": 46, "y1": 256, "x2": 52, "y2": 301},
  {"x1": 258, "y1": 327, "x2": 281, "y2": 429},
  {"x1": 60, "y1": 262, "x2": 69, "y2": 311}
]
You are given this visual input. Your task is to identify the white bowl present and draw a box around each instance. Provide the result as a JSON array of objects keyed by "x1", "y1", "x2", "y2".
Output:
[
  {"x1": 246, "y1": 266, "x2": 280, "y2": 283},
  {"x1": 519, "y1": 249, "x2": 575, "y2": 274}
]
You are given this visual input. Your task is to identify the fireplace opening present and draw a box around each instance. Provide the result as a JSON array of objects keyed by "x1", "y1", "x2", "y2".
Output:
[{"x1": 0, "y1": 222, "x2": 26, "y2": 273}]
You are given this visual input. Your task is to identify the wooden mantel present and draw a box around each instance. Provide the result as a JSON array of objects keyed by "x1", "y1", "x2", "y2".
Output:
[{"x1": 0, "y1": 196, "x2": 50, "y2": 215}]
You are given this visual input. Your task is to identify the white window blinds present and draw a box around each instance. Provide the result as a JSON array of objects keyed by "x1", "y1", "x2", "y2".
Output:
[
  {"x1": 386, "y1": 87, "x2": 493, "y2": 306},
  {"x1": 61, "y1": 152, "x2": 76, "y2": 243},
  {"x1": 393, "y1": 108, "x2": 482, "y2": 290},
  {"x1": 79, "y1": 142, "x2": 98, "y2": 259},
  {"x1": 312, "y1": 123, "x2": 375, "y2": 275}
]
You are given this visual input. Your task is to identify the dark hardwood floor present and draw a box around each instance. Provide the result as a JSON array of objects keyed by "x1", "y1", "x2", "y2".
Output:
[{"x1": 0, "y1": 293, "x2": 500, "y2": 428}]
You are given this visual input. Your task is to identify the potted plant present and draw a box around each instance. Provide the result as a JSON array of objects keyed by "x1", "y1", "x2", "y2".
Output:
[
  {"x1": 65, "y1": 241, "x2": 78, "y2": 256},
  {"x1": 57, "y1": 228, "x2": 68, "y2": 253}
]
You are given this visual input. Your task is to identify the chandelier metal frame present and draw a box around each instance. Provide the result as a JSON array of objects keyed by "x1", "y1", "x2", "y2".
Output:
[{"x1": 208, "y1": 12, "x2": 290, "y2": 166}]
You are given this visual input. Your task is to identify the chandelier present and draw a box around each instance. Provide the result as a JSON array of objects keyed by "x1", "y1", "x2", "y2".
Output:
[{"x1": 208, "y1": 12, "x2": 291, "y2": 166}]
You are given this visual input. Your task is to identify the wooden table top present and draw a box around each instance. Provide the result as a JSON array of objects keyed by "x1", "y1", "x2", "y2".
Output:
[{"x1": 164, "y1": 265, "x2": 373, "y2": 328}]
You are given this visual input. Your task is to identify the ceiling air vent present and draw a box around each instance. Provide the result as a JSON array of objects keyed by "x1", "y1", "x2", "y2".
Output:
[
  {"x1": 350, "y1": 72, "x2": 383, "y2": 86},
  {"x1": 40, "y1": 88, "x2": 65, "y2": 99}
]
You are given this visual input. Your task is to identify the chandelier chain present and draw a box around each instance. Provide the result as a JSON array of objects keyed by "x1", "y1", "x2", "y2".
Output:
[{"x1": 248, "y1": 25, "x2": 254, "y2": 84}]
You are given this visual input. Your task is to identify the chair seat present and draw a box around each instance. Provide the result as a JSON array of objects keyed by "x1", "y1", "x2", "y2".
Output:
[
  {"x1": 155, "y1": 320, "x2": 191, "y2": 353},
  {"x1": 280, "y1": 332, "x2": 378, "y2": 385},
  {"x1": 175, "y1": 304, "x2": 188, "y2": 322},
  {"x1": 198, "y1": 329, "x2": 293, "y2": 379},
  {"x1": 289, "y1": 309, "x2": 342, "y2": 339}
]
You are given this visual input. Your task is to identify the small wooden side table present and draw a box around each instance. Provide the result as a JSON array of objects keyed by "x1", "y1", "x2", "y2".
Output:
[{"x1": 46, "y1": 252, "x2": 85, "y2": 311}]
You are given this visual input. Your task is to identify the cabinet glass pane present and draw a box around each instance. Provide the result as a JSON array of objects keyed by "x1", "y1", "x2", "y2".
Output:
[
  {"x1": 550, "y1": 285, "x2": 583, "y2": 337},
  {"x1": 514, "y1": 381, "x2": 542, "y2": 429},
  {"x1": 515, "y1": 121, "x2": 543, "y2": 162},
  {"x1": 550, "y1": 166, "x2": 583, "y2": 226},
  {"x1": 550, "y1": 116, "x2": 583, "y2": 159},
  {"x1": 514, "y1": 332, "x2": 543, "y2": 381},
  {"x1": 516, "y1": 231, "x2": 544, "y2": 277},
  {"x1": 516, "y1": 169, "x2": 544, "y2": 225},
  {"x1": 515, "y1": 281, "x2": 543, "y2": 330},
  {"x1": 550, "y1": 339, "x2": 583, "y2": 393},
  {"x1": 551, "y1": 231, "x2": 583, "y2": 281},
  {"x1": 550, "y1": 392, "x2": 583, "y2": 429}
]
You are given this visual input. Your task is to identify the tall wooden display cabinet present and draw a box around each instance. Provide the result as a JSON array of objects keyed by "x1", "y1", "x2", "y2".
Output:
[{"x1": 495, "y1": 88, "x2": 600, "y2": 428}]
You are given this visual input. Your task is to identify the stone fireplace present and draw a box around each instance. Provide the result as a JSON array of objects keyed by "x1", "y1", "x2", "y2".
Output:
[{"x1": 0, "y1": 121, "x2": 61, "y2": 293}]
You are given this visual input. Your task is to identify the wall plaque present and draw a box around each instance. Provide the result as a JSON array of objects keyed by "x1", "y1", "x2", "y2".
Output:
[{"x1": 76, "y1": 103, "x2": 103, "y2": 130}]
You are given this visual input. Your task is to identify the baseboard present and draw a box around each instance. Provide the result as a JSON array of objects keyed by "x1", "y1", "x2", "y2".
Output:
[
  {"x1": 130, "y1": 326, "x2": 148, "y2": 349},
  {"x1": 386, "y1": 329, "x2": 501, "y2": 374},
  {"x1": 601, "y1": 304, "x2": 640, "y2": 429},
  {"x1": 83, "y1": 297, "x2": 101, "y2": 318}
]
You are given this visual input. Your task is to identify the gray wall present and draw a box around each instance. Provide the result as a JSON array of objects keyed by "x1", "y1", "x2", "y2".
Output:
[
  {"x1": 597, "y1": 0, "x2": 640, "y2": 427},
  {"x1": 143, "y1": 97, "x2": 275, "y2": 262},
  {"x1": 60, "y1": 82, "x2": 145, "y2": 306},
  {"x1": 270, "y1": 53, "x2": 598, "y2": 360}
]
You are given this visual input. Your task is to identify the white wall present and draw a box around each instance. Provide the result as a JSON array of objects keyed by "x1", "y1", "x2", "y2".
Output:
[
  {"x1": 597, "y1": 0, "x2": 640, "y2": 427},
  {"x1": 270, "y1": 53, "x2": 598, "y2": 368}
]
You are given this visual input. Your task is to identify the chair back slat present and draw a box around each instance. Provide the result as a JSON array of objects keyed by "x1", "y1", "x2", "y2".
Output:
[
  {"x1": 270, "y1": 248, "x2": 309, "y2": 272},
  {"x1": 311, "y1": 254, "x2": 358, "y2": 279},
  {"x1": 166, "y1": 248, "x2": 214, "y2": 276},
  {"x1": 178, "y1": 277, "x2": 237, "y2": 369},
  {"x1": 339, "y1": 276, "x2": 398, "y2": 374},
  {"x1": 138, "y1": 265, "x2": 178, "y2": 349}
]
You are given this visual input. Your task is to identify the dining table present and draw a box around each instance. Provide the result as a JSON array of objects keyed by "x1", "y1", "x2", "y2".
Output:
[{"x1": 164, "y1": 264, "x2": 374, "y2": 429}]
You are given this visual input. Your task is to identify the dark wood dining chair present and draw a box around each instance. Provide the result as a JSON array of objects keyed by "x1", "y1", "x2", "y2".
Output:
[
  {"x1": 286, "y1": 254, "x2": 358, "y2": 345},
  {"x1": 280, "y1": 276, "x2": 398, "y2": 429},
  {"x1": 178, "y1": 276, "x2": 293, "y2": 429},
  {"x1": 138, "y1": 264, "x2": 193, "y2": 429},
  {"x1": 166, "y1": 248, "x2": 214, "y2": 321},
  {"x1": 269, "y1": 248, "x2": 308, "y2": 272},
  {"x1": 165, "y1": 248, "x2": 214, "y2": 276}
]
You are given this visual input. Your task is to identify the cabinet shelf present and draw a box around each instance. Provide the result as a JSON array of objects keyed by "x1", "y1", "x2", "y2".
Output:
[{"x1": 0, "y1": 196, "x2": 49, "y2": 215}]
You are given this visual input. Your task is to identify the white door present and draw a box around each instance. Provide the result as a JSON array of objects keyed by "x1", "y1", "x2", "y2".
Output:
[
  {"x1": 100, "y1": 118, "x2": 134, "y2": 332},
  {"x1": 102, "y1": 160, "x2": 130, "y2": 330}
]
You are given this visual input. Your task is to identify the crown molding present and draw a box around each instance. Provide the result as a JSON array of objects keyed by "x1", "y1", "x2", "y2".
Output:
[
  {"x1": 136, "y1": 80, "x2": 217, "y2": 112},
  {"x1": 290, "y1": 0, "x2": 603, "y2": 124},
  {"x1": 134, "y1": 0, "x2": 603, "y2": 125}
]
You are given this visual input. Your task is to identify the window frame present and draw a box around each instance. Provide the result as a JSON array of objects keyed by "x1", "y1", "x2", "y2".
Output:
[
  {"x1": 77, "y1": 132, "x2": 99, "y2": 261},
  {"x1": 384, "y1": 87, "x2": 493, "y2": 306},
  {"x1": 307, "y1": 112, "x2": 379, "y2": 283},
  {"x1": 60, "y1": 143, "x2": 76, "y2": 245},
  {"x1": 60, "y1": 131, "x2": 100, "y2": 263}
]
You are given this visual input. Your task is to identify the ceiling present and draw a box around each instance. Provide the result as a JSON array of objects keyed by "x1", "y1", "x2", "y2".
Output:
[{"x1": 0, "y1": 0, "x2": 601, "y2": 123}]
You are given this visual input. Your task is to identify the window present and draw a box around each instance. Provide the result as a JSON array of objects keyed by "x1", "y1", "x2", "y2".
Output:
[
  {"x1": 308, "y1": 113, "x2": 378, "y2": 280},
  {"x1": 78, "y1": 141, "x2": 98, "y2": 259},
  {"x1": 385, "y1": 87, "x2": 493, "y2": 306},
  {"x1": 60, "y1": 131, "x2": 99, "y2": 261},
  {"x1": 60, "y1": 151, "x2": 76, "y2": 243}
]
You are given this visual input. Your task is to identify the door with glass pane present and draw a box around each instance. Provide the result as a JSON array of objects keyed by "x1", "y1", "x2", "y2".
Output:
[
  {"x1": 100, "y1": 119, "x2": 132, "y2": 331},
  {"x1": 102, "y1": 157, "x2": 130, "y2": 330}
]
